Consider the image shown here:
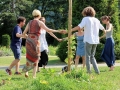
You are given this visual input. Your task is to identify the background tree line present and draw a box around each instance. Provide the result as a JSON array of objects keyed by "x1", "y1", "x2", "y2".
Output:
[{"x1": 0, "y1": 0, "x2": 120, "y2": 61}]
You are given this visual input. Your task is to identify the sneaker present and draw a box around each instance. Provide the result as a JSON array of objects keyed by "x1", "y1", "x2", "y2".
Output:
[
  {"x1": 14, "y1": 72, "x2": 21, "y2": 75},
  {"x1": 6, "y1": 69, "x2": 12, "y2": 75}
]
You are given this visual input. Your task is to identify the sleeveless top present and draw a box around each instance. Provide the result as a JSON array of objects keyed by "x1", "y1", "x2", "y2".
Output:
[
  {"x1": 106, "y1": 25, "x2": 113, "y2": 39},
  {"x1": 40, "y1": 29, "x2": 48, "y2": 52}
]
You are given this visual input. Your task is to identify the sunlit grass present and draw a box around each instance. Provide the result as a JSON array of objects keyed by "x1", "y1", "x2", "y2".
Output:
[{"x1": 0, "y1": 67, "x2": 120, "y2": 90}]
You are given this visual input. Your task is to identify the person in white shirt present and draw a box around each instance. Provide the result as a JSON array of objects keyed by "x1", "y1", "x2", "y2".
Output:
[
  {"x1": 72, "y1": 6, "x2": 106, "y2": 74},
  {"x1": 38, "y1": 17, "x2": 62, "y2": 72}
]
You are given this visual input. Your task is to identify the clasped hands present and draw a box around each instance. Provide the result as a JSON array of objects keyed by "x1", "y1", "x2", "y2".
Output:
[{"x1": 59, "y1": 30, "x2": 68, "y2": 34}]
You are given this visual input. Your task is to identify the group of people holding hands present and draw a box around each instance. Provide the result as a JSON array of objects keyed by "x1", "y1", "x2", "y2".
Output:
[{"x1": 5, "y1": 6, "x2": 115, "y2": 78}]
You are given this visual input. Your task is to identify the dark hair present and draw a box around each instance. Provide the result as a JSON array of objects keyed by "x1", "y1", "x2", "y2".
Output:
[
  {"x1": 17, "y1": 16, "x2": 26, "y2": 24},
  {"x1": 101, "y1": 15, "x2": 111, "y2": 21},
  {"x1": 82, "y1": 6, "x2": 96, "y2": 17},
  {"x1": 40, "y1": 17, "x2": 45, "y2": 21}
]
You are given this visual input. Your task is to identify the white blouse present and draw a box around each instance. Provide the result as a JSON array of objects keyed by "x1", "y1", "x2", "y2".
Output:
[{"x1": 40, "y1": 29, "x2": 48, "y2": 52}]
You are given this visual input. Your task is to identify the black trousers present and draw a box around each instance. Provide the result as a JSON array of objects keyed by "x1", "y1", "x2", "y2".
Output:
[{"x1": 38, "y1": 50, "x2": 48, "y2": 67}]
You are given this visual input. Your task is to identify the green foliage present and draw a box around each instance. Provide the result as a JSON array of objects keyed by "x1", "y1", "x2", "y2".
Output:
[
  {"x1": 114, "y1": 33, "x2": 120, "y2": 59},
  {"x1": 72, "y1": 0, "x2": 120, "y2": 60},
  {"x1": 1, "y1": 67, "x2": 120, "y2": 90},
  {"x1": 21, "y1": 46, "x2": 26, "y2": 55},
  {"x1": 56, "y1": 36, "x2": 76, "y2": 62},
  {"x1": 32, "y1": 0, "x2": 68, "y2": 45},
  {"x1": 0, "y1": 46, "x2": 26, "y2": 56},
  {"x1": 31, "y1": 68, "x2": 89, "y2": 90},
  {"x1": 1, "y1": 34, "x2": 10, "y2": 47},
  {"x1": 56, "y1": 41, "x2": 68, "y2": 62},
  {"x1": 48, "y1": 45, "x2": 58, "y2": 56},
  {"x1": 0, "y1": 0, "x2": 33, "y2": 45},
  {"x1": 0, "y1": 46, "x2": 12, "y2": 56}
]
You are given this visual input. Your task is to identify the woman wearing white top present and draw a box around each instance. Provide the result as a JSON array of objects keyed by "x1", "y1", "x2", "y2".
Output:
[{"x1": 38, "y1": 17, "x2": 62, "y2": 72}]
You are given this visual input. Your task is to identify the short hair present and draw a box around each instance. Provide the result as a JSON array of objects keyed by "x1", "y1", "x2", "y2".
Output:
[
  {"x1": 17, "y1": 16, "x2": 26, "y2": 24},
  {"x1": 82, "y1": 6, "x2": 96, "y2": 17},
  {"x1": 32, "y1": 9, "x2": 41, "y2": 18},
  {"x1": 101, "y1": 15, "x2": 111, "y2": 21},
  {"x1": 40, "y1": 17, "x2": 45, "y2": 21}
]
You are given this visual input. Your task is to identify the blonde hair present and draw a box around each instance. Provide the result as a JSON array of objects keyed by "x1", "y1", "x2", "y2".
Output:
[
  {"x1": 82, "y1": 6, "x2": 96, "y2": 17},
  {"x1": 32, "y1": 9, "x2": 41, "y2": 18}
]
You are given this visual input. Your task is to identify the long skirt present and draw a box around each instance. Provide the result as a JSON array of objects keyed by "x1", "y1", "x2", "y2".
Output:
[
  {"x1": 22, "y1": 36, "x2": 40, "y2": 72},
  {"x1": 101, "y1": 38, "x2": 115, "y2": 67}
]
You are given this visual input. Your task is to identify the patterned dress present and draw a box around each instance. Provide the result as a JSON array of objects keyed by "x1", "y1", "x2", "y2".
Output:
[{"x1": 22, "y1": 20, "x2": 41, "y2": 72}]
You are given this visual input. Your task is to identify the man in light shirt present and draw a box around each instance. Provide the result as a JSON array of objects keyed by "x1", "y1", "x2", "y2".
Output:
[{"x1": 72, "y1": 6, "x2": 106, "y2": 74}]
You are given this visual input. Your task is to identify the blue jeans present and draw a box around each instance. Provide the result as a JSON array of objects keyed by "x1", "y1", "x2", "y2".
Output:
[{"x1": 85, "y1": 42, "x2": 100, "y2": 74}]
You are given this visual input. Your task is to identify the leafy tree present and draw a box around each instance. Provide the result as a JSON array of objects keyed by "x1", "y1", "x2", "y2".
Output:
[
  {"x1": 72, "y1": 0, "x2": 120, "y2": 61},
  {"x1": 56, "y1": 0, "x2": 120, "y2": 62},
  {"x1": 0, "y1": 0, "x2": 33, "y2": 44},
  {"x1": 32, "y1": 0, "x2": 68, "y2": 45}
]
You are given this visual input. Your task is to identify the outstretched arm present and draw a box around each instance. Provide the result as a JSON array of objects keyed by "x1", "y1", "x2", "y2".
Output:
[
  {"x1": 39, "y1": 21, "x2": 65, "y2": 33},
  {"x1": 48, "y1": 32, "x2": 62, "y2": 42},
  {"x1": 72, "y1": 26, "x2": 80, "y2": 32}
]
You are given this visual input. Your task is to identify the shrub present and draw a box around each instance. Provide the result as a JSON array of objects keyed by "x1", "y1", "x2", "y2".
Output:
[
  {"x1": 48, "y1": 45, "x2": 58, "y2": 56},
  {"x1": 0, "y1": 46, "x2": 13, "y2": 56},
  {"x1": 56, "y1": 41, "x2": 68, "y2": 62},
  {"x1": 2, "y1": 34, "x2": 10, "y2": 47},
  {"x1": 21, "y1": 46, "x2": 26, "y2": 55}
]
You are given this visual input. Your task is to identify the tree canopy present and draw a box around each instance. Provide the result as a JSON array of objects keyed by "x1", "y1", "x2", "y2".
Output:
[{"x1": 0, "y1": 0, "x2": 120, "y2": 60}]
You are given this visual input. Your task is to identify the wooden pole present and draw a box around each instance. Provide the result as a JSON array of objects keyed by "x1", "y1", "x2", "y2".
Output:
[{"x1": 68, "y1": 0, "x2": 72, "y2": 71}]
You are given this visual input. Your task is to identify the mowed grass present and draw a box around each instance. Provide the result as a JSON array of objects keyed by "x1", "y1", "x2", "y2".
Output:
[
  {"x1": 0, "y1": 67, "x2": 120, "y2": 90},
  {"x1": 0, "y1": 56, "x2": 120, "y2": 90},
  {"x1": 0, "y1": 56, "x2": 65, "y2": 66}
]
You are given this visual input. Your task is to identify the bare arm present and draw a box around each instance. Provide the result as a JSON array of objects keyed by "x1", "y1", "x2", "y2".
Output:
[
  {"x1": 23, "y1": 23, "x2": 29, "y2": 35},
  {"x1": 72, "y1": 26, "x2": 80, "y2": 32},
  {"x1": 16, "y1": 33, "x2": 24, "y2": 38},
  {"x1": 48, "y1": 32, "x2": 62, "y2": 42},
  {"x1": 39, "y1": 21, "x2": 61, "y2": 33},
  {"x1": 22, "y1": 23, "x2": 29, "y2": 38}
]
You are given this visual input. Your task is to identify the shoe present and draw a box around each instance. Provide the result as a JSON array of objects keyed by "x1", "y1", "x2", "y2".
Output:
[
  {"x1": 25, "y1": 74, "x2": 29, "y2": 78},
  {"x1": 6, "y1": 69, "x2": 12, "y2": 75},
  {"x1": 14, "y1": 72, "x2": 21, "y2": 75}
]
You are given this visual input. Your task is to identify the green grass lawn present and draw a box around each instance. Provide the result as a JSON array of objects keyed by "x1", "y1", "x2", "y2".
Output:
[
  {"x1": 0, "y1": 56, "x2": 120, "y2": 90},
  {"x1": 0, "y1": 56, "x2": 120, "y2": 67},
  {"x1": 0, "y1": 56, "x2": 65, "y2": 66},
  {"x1": 0, "y1": 67, "x2": 120, "y2": 90}
]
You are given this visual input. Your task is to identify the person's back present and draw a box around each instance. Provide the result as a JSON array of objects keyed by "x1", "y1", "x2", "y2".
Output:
[
  {"x1": 72, "y1": 6, "x2": 105, "y2": 74},
  {"x1": 105, "y1": 24, "x2": 113, "y2": 39},
  {"x1": 80, "y1": 17, "x2": 103, "y2": 44},
  {"x1": 28, "y1": 20, "x2": 41, "y2": 37}
]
